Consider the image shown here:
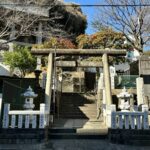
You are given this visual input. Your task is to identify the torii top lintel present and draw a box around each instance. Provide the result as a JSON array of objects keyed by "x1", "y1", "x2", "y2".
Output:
[{"x1": 31, "y1": 48, "x2": 127, "y2": 56}]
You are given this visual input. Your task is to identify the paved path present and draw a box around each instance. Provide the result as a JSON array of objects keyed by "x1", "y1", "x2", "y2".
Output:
[{"x1": 1, "y1": 140, "x2": 150, "y2": 150}]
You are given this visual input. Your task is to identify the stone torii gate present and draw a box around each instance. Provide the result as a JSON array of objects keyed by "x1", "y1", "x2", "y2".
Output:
[{"x1": 32, "y1": 48, "x2": 126, "y2": 113}]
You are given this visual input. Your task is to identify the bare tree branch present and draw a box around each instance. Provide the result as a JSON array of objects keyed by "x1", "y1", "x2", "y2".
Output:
[
  {"x1": 0, "y1": 0, "x2": 69, "y2": 47},
  {"x1": 92, "y1": 0, "x2": 150, "y2": 52}
]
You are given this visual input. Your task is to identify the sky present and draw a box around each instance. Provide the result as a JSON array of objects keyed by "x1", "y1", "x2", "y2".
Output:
[
  {"x1": 64, "y1": 0, "x2": 101, "y2": 34},
  {"x1": 64, "y1": 0, "x2": 150, "y2": 51}
]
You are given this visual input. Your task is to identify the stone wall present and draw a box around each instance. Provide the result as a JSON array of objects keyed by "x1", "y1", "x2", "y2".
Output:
[
  {"x1": 1, "y1": 139, "x2": 150, "y2": 150},
  {"x1": 109, "y1": 129, "x2": 150, "y2": 146}
]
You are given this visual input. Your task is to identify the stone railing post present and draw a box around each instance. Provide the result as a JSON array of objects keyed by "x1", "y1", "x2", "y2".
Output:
[
  {"x1": 3, "y1": 104, "x2": 10, "y2": 128},
  {"x1": 39, "y1": 103, "x2": 46, "y2": 129},
  {"x1": 142, "y1": 105, "x2": 149, "y2": 129},
  {"x1": 136, "y1": 77, "x2": 144, "y2": 106},
  {"x1": 106, "y1": 104, "x2": 116, "y2": 128}
]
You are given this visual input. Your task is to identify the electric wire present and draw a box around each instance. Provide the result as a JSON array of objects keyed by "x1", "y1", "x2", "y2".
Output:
[{"x1": 0, "y1": 4, "x2": 150, "y2": 7}]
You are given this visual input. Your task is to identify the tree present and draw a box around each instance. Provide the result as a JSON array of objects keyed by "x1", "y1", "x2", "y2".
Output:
[
  {"x1": 33, "y1": 37, "x2": 76, "y2": 49},
  {"x1": 76, "y1": 29, "x2": 130, "y2": 64},
  {"x1": 0, "y1": 0, "x2": 87, "y2": 48},
  {"x1": 3, "y1": 45, "x2": 36, "y2": 77},
  {"x1": 0, "y1": 0, "x2": 62, "y2": 42},
  {"x1": 76, "y1": 34, "x2": 91, "y2": 49},
  {"x1": 33, "y1": 37, "x2": 77, "y2": 67},
  {"x1": 92, "y1": 0, "x2": 150, "y2": 52},
  {"x1": 76, "y1": 28, "x2": 129, "y2": 49}
]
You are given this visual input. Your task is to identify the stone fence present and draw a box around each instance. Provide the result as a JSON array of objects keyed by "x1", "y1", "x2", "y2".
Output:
[
  {"x1": 2, "y1": 103, "x2": 49, "y2": 129},
  {"x1": 106, "y1": 105, "x2": 149, "y2": 130}
]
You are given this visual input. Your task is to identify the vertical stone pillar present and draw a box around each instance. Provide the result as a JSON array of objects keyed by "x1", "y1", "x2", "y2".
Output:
[
  {"x1": 36, "y1": 22, "x2": 43, "y2": 44},
  {"x1": 136, "y1": 77, "x2": 144, "y2": 106},
  {"x1": 142, "y1": 105, "x2": 149, "y2": 129},
  {"x1": 97, "y1": 74, "x2": 104, "y2": 119},
  {"x1": 110, "y1": 66, "x2": 116, "y2": 89},
  {"x1": 102, "y1": 53, "x2": 112, "y2": 105},
  {"x1": 39, "y1": 103, "x2": 46, "y2": 128},
  {"x1": 42, "y1": 69, "x2": 47, "y2": 89},
  {"x1": 106, "y1": 104, "x2": 116, "y2": 128},
  {"x1": 3, "y1": 104, "x2": 10, "y2": 128},
  {"x1": 111, "y1": 75, "x2": 115, "y2": 89},
  {"x1": 9, "y1": 24, "x2": 16, "y2": 52},
  {"x1": 45, "y1": 53, "x2": 53, "y2": 112},
  {"x1": 8, "y1": 43, "x2": 14, "y2": 52},
  {"x1": 9, "y1": 24, "x2": 16, "y2": 41},
  {"x1": 36, "y1": 56, "x2": 42, "y2": 70}
]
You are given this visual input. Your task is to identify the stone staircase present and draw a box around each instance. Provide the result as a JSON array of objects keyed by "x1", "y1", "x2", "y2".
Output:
[
  {"x1": 59, "y1": 93, "x2": 97, "y2": 119},
  {"x1": 51, "y1": 93, "x2": 107, "y2": 139},
  {"x1": 48, "y1": 128, "x2": 108, "y2": 139}
]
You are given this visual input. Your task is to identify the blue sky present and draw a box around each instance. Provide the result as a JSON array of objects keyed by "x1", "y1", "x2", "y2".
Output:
[
  {"x1": 64, "y1": 0, "x2": 149, "y2": 51},
  {"x1": 64, "y1": 0, "x2": 101, "y2": 34}
]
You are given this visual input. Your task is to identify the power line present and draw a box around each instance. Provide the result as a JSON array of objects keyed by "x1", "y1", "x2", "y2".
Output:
[{"x1": 0, "y1": 4, "x2": 150, "y2": 7}]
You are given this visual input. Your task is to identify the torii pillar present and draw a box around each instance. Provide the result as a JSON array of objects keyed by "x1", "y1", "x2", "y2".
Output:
[
  {"x1": 45, "y1": 53, "x2": 53, "y2": 112},
  {"x1": 102, "y1": 53, "x2": 112, "y2": 105}
]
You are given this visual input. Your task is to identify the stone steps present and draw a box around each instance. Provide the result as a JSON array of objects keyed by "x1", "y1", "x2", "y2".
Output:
[
  {"x1": 59, "y1": 110, "x2": 97, "y2": 113},
  {"x1": 52, "y1": 119, "x2": 105, "y2": 130},
  {"x1": 48, "y1": 128, "x2": 107, "y2": 139},
  {"x1": 58, "y1": 116, "x2": 97, "y2": 119},
  {"x1": 59, "y1": 93, "x2": 97, "y2": 119}
]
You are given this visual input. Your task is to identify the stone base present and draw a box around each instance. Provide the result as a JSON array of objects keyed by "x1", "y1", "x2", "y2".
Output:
[
  {"x1": 0, "y1": 128, "x2": 46, "y2": 144},
  {"x1": 109, "y1": 129, "x2": 150, "y2": 146}
]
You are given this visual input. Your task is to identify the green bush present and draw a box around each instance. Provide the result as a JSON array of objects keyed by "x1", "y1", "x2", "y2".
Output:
[{"x1": 4, "y1": 45, "x2": 36, "y2": 77}]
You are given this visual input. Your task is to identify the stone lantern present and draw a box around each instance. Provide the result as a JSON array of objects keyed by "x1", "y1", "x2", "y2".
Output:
[
  {"x1": 22, "y1": 86, "x2": 38, "y2": 110},
  {"x1": 117, "y1": 87, "x2": 133, "y2": 111}
]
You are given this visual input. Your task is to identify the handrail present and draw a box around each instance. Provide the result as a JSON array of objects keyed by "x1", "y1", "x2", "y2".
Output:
[{"x1": 9, "y1": 110, "x2": 41, "y2": 115}]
